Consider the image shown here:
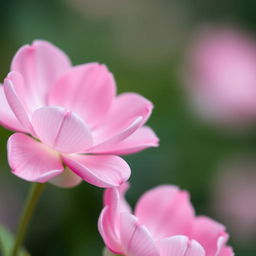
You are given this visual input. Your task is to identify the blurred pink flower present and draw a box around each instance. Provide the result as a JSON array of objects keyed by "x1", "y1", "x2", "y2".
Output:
[
  {"x1": 185, "y1": 27, "x2": 256, "y2": 127},
  {"x1": 213, "y1": 157, "x2": 256, "y2": 244},
  {"x1": 0, "y1": 40, "x2": 159, "y2": 188},
  {"x1": 98, "y1": 183, "x2": 234, "y2": 256}
]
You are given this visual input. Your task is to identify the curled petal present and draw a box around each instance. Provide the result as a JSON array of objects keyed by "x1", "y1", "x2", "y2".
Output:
[
  {"x1": 90, "y1": 126, "x2": 159, "y2": 155},
  {"x1": 32, "y1": 106, "x2": 93, "y2": 153},
  {"x1": 93, "y1": 93, "x2": 153, "y2": 146},
  {"x1": 119, "y1": 213, "x2": 159, "y2": 256},
  {"x1": 4, "y1": 76, "x2": 33, "y2": 134},
  {"x1": 98, "y1": 206, "x2": 123, "y2": 254},
  {"x1": 99, "y1": 184, "x2": 132, "y2": 253},
  {"x1": 0, "y1": 86, "x2": 25, "y2": 132},
  {"x1": 89, "y1": 116, "x2": 143, "y2": 154},
  {"x1": 104, "y1": 183, "x2": 131, "y2": 213},
  {"x1": 8, "y1": 133, "x2": 63, "y2": 182},
  {"x1": 63, "y1": 154, "x2": 131, "y2": 188}
]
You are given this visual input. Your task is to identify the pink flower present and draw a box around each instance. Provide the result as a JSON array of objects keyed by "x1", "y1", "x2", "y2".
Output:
[
  {"x1": 185, "y1": 27, "x2": 256, "y2": 127},
  {"x1": 0, "y1": 40, "x2": 159, "y2": 188},
  {"x1": 99, "y1": 183, "x2": 234, "y2": 256}
]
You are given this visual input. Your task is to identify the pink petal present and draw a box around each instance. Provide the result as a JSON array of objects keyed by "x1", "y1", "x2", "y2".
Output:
[
  {"x1": 49, "y1": 63, "x2": 116, "y2": 128},
  {"x1": 157, "y1": 236, "x2": 188, "y2": 256},
  {"x1": 93, "y1": 93, "x2": 153, "y2": 146},
  {"x1": 11, "y1": 40, "x2": 71, "y2": 109},
  {"x1": 88, "y1": 116, "x2": 143, "y2": 154},
  {"x1": 135, "y1": 185, "x2": 195, "y2": 239},
  {"x1": 98, "y1": 206, "x2": 123, "y2": 254},
  {"x1": 157, "y1": 236, "x2": 205, "y2": 256},
  {"x1": 98, "y1": 185, "x2": 132, "y2": 253},
  {"x1": 49, "y1": 167, "x2": 82, "y2": 188},
  {"x1": 8, "y1": 133, "x2": 63, "y2": 182},
  {"x1": 0, "y1": 86, "x2": 25, "y2": 132},
  {"x1": 192, "y1": 216, "x2": 227, "y2": 256},
  {"x1": 104, "y1": 183, "x2": 132, "y2": 213},
  {"x1": 4, "y1": 76, "x2": 33, "y2": 134},
  {"x1": 216, "y1": 233, "x2": 229, "y2": 256},
  {"x1": 119, "y1": 212, "x2": 159, "y2": 256},
  {"x1": 31, "y1": 106, "x2": 93, "y2": 153},
  {"x1": 5, "y1": 71, "x2": 28, "y2": 105},
  {"x1": 90, "y1": 126, "x2": 159, "y2": 155},
  {"x1": 185, "y1": 240, "x2": 206, "y2": 256},
  {"x1": 63, "y1": 154, "x2": 131, "y2": 188},
  {"x1": 218, "y1": 246, "x2": 234, "y2": 256}
]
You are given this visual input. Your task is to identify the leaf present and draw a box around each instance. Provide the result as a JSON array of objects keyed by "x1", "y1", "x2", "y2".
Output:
[
  {"x1": 0, "y1": 224, "x2": 30, "y2": 256},
  {"x1": 103, "y1": 247, "x2": 123, "y2": 256}
]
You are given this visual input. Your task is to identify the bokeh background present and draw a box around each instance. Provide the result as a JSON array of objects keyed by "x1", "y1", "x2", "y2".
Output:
[{"x1": 1, "y1": 0, "x2": 256, "y2": 255}]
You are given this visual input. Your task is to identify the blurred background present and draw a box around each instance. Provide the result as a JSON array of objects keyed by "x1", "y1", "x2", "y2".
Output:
[{"x1": 1, "y1": 0, "x2": 256, "y2": 255}]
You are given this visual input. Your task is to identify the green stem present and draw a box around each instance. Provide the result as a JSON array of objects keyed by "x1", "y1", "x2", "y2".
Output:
[{"x1": 11, "y1": 183, "x2": 46, "y2": 256}]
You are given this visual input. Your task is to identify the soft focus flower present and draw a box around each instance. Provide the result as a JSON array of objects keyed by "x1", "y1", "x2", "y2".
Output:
[
  {"x1": 185, "y1": 27, "x2": 256, "y2": 127},
  {"x1": 213, "y1": 157, "x2": 256, "y2": 244},
  {"x1": 98, "y1": 183, "x2": 234, "y2": 256},
  {"x1": 0, "y1": 40, "x2": 158, "y2": 188}
]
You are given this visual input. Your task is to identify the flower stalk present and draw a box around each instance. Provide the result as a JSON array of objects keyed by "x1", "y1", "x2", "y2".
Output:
[{"x1": 11, "y1": 183, "x2": 46, "y2": 256}]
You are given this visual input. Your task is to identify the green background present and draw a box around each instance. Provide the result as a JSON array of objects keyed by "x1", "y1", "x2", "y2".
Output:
[{"x1": 0, "y1": 0, "x2": 256, "y2": 255}]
